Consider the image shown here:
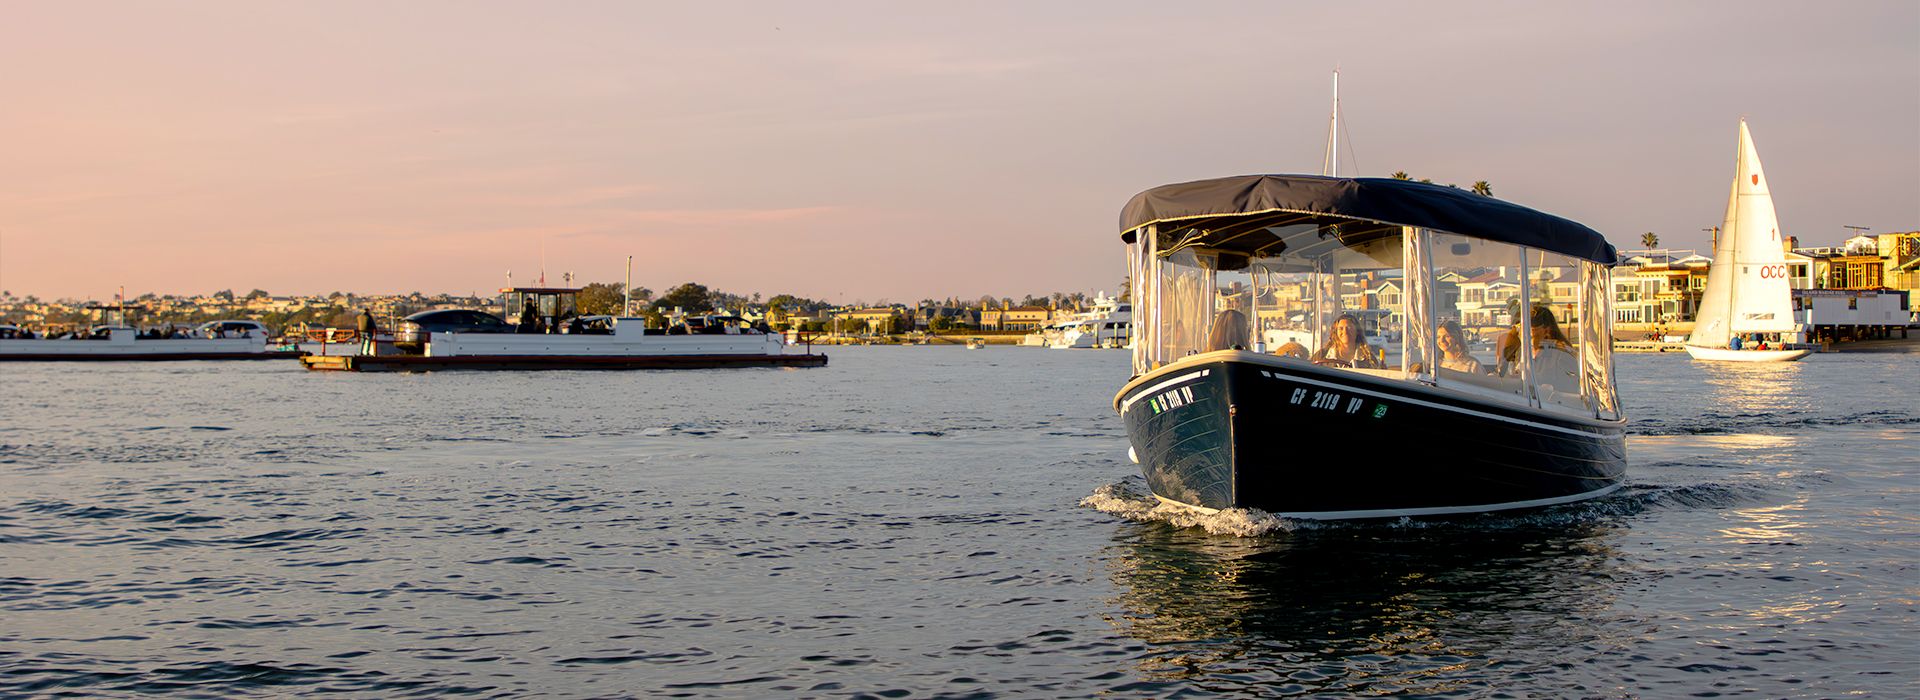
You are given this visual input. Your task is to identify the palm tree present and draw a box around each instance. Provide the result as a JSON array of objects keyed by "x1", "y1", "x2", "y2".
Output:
[
  {"x1": 1471, "y1": 181, "x2": 1493, "y2": 197},
  {"x1": 1390, "y1": 171, "x2": 1411, "y2": 180},
  {"x1": 1641, "y1": 232, "x2": 1659, "y2": 248}
]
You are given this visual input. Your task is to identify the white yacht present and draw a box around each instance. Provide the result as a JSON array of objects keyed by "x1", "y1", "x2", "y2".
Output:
[{"x1": 1049, "y1": 293, "x2": 1133, "y2": 349}]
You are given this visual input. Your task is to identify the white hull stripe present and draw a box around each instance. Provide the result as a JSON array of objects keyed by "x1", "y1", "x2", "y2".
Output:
[
  {"x1": 1120, "y1": 369, "x2": 1210, "y2": 413},
  {"x1": 1154, "y1": 481, "x2": 1625, "y2": 521},
  {"x1": 1268, "y1": 370, "x2": 1618, "y2": 439}
]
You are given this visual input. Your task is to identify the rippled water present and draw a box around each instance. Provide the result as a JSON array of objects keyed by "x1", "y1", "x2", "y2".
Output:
[{"x1": 2, "y1": 348, "x2": 1915, "y2": 697}]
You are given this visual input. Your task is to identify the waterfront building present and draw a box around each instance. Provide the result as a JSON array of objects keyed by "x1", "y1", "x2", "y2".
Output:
[
  {"x1": 1881, "y1": 231, "x2": 1920, "y2": 295},
  {"x1": 1610, "y1": 230, "x2": 1915, "y2": 342},
  {"x1": 1610, "y1": 250, "x2": 1711, "y2": 334},
  {"x1": 911, "y1": 303, "x2": 979, "y2": 331},
  {"x1": 826, "y1": 307, "x2": 907, "y2": 334},
  {"x1": 1788, "y1": 231, "x2": 1916, "y2": 340},
  {"x1": 979, "y1": 304, "x2": 1051, "y2": 331},
  {"x1": 1454, "y1": 270, "x2": 1519, "y2": 331},
  {"x1": 1793, "y1": 232, "x2": 1919, "y2": 298}
]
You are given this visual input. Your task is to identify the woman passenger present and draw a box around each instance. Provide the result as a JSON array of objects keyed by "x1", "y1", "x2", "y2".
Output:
[
  {"x1": 1311, "y1": 314, "x2": 1383, "y2": 369},
  {"x1": 1501, "y1": 306, "x2": 1577, "y2": 390},
  {"x1": 1436, "y1": 320, "x2": 1486, "y2": 374},
  {"x1": 1205, "y1": 309, "x2": 1250, "y2": 351}
]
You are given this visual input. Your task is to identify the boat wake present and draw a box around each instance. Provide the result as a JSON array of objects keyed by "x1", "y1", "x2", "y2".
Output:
[{"x1": 1079, "y1": 480, "x2": 1313, "y2": 537}]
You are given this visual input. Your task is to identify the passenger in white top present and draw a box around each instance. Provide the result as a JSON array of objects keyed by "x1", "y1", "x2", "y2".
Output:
[
  {"x1": 1505, "y1": 306, "x2": 1578, "y2": 395},
  {"x1": 1435, "y1": 320, "x2": 1486, "y2": 374}
]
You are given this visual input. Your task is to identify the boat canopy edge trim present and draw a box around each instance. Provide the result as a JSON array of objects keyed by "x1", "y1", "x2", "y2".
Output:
[{"x1": 1119, "y1": 174, "x2": 1618, "y2": 265}]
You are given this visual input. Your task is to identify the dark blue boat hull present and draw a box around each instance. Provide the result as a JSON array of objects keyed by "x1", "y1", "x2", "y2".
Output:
[{"x1": 1116, "y1": 354, "x2": 1626, "y2": 519}]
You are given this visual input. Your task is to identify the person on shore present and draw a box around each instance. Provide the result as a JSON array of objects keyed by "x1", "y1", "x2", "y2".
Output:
[{"x1": 357, "y1": 309, "x2": 377, "y2": 354}]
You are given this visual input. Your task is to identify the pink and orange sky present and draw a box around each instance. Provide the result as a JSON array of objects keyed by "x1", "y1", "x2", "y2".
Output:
[{"x1": 2, "y1": 2, "x2": 1916, "y2": 302}]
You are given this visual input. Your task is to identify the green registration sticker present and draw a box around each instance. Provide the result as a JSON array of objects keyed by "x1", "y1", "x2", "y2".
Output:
[{"x1": 1372, "y1": 404, "x2": 1389, "y2": 418}]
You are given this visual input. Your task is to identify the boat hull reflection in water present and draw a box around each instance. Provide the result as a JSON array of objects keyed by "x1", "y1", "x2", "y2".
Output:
[
  {"x1": 1106, "y1": 516, "x2": 1628, "y2": 692},
  {"x1": 1114, "y1": 175, "x2": 1628, "y2": 519}
]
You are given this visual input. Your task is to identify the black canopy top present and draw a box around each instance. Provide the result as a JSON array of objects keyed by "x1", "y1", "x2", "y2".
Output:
[{"x1": 1119, "y1": 174, "x2": 1617, "y2": 264}]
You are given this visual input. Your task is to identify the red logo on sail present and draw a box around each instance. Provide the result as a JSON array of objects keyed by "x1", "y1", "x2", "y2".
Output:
[{"x1": 1752, "y1": 174, "x2": 1760, "y2": 186}]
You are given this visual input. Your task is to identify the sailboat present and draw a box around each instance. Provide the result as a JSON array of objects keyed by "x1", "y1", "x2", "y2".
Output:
[{"x1": 1684, "y1": 119, "x2": 1811, "y2": 362}]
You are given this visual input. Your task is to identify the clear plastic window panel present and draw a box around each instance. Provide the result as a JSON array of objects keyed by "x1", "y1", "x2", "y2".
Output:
[
  {"x1": 1426, "y1": 232, "x2": 1529, "y2": 404},
  {"x1": 1582, "y1": 261, "x2": 1622, "y2": 419},
  {"x1": 1152, "y1": 248, "x2": 1214, "y2": 366},
  {"x1": 1401, "y1": 228, "x2": 1434, "y2": 378},
  {"x1": 1525, "y1": 249, "x2": 1587, "y2": 413},
  {"x1": 1251, "y1": 266, "x2": 1323, "y2": 358},
  {"x1": 1213, "y1": 265, "x2": 1256, "y2": 352},
  {"x1": 1135, "y1": 223, "x2": 1413, "y2": 376},
  {"x1": 1320, "y1": 231, "x2": 1404, "y2": 371}
]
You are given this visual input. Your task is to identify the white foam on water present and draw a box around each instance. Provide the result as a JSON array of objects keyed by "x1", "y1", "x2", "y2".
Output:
[{"x1": 1078, "y1": 481, "x2": 1307, "y2": 537}]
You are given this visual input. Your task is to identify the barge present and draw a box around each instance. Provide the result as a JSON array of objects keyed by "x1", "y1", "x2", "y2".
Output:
[
  {"x1": 1, "y1": 312, "x2": 301, "y2": 362},
  {"x1": 300, "y1": 286, "x2": 826, "y2": 372}
]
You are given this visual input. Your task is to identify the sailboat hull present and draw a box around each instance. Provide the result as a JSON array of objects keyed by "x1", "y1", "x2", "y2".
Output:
[
  {"x1": 1682, "y1": 345, "x2": 1811, "y2": 362},
  {"x1": 1115, "y1": 352, "x2": 1627, "y2": 520}
]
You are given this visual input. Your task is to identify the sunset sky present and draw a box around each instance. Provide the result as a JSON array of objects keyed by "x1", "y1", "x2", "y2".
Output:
[{"x1": 2, "y1": 2, "x2": 1915, "y2": 302}]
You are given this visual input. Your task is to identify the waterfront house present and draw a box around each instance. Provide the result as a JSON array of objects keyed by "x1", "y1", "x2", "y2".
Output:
[
  {"x1": 1610, "y1": 250, "x2": 1710, "y2": 334},
  {"x1": 1454, "y1": 270, "x2": 1519, "y2": 333},
  {"x1": 979, "y1": 304, "x2": 1051, "y2": 331}
]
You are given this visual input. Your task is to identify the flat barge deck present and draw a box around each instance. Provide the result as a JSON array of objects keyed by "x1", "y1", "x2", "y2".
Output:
[
  {"x1": 301, "y1": 353, "x2": 828, "y2": 372},
  {"x1": 3, "y1": 350, "x2": 305, "y2": 362}
]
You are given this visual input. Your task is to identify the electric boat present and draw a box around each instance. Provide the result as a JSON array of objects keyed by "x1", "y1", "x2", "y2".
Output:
[{"x1": 1114, "y1": 174, "x2": 1627, "y2": 519}]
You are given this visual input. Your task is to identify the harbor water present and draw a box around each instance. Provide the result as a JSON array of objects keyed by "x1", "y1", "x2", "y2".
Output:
[{"x1": 1, "y1": 348, "x2": 1915, "y2": 697}]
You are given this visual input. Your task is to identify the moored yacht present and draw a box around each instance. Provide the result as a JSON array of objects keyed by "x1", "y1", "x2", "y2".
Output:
[
  {"x1": 1114, "y1": 174, "x2": 1627, "y2": 519},
  {"x1": 1049, "y1": 293, "x2": 1133, "y2": 349}
]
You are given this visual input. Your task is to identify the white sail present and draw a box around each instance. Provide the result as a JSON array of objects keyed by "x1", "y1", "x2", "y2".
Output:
[{"x1": 1691, "y1": 120, "x2": 1798, "y2": 349}]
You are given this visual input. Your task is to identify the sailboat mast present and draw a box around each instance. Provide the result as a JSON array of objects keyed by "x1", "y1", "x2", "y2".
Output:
[
  {"x1": 1323, "y1": 70, "x2": 1339, "y2": 177},
  {"x1": 1724, "y1": 121, "x2": 1744, "y2": 333}
]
